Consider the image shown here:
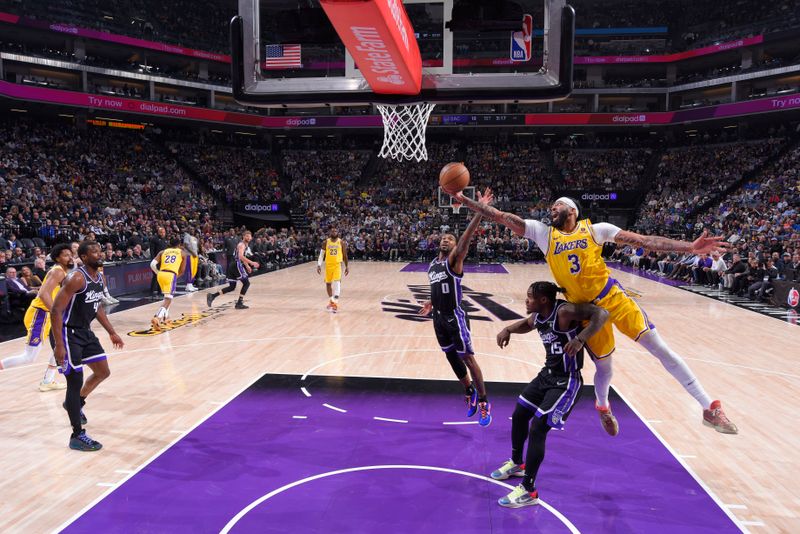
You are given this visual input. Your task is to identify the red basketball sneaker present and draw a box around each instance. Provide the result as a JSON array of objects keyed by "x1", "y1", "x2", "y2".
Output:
[
  {"x1": 703, "y1": 400, "x2": 738, "y2": 434},
  {"x1": 596, "y1": 402, "x2": 619, "y2": 436}
]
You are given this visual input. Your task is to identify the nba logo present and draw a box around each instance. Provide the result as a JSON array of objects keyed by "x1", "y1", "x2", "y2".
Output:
[
  {"x1": 510, "y1": 14, "x2": 533, "y2": 62},
  {"x1": 788, "y1": 288, "x2": 799, "y2": 308}
]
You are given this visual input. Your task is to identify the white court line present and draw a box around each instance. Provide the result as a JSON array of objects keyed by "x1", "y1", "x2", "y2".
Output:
[
  {"x1": 300, "y1": 349, "x2": 538, "y2": 382},
  {"x1": 300, "y1": 387, "x2": 311, "y2": 397},
  {"x1": 53, "y1": 374, "x2": 261, "y2": 533},
  {"x1": 442, "y1": 421, "x2": 478, "y2": 425},
  {"x1": 96, "y1": 483, "x2": 116, "y2": 487},
  {"x1": 614, "y1": 388, "x2": 747, "y2": 533},
  {"x1": 0, "y1": 333, "x2": 545, "y2": 375},
  {"x1": 373, "y1": 416, "x2": 408, "y2": 424},
  {"x1": 219, "y1": 465, "x2": 580, "y2": 534},
  {"x1": 292, "y1": 416, "x2": 307, "y2": 420},
  {"x1": 322, "y1": 403, "x2": 347, "y2": 413}
]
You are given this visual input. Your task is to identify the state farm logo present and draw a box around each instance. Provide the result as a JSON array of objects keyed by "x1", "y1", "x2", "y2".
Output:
[
  {"x1": 387, "y1": 0, "x2": 410, "y2": 51},
  {"x1": 788, "y1": 288, "x2": 800, "y2": 308},
  {"x1": 377, "y1": 74, "x2": 404, "y2": 85},
  {"x1": 612, "y1": 114, "x2": 647, "y2": 123},
  {"x1": 286, "y1": 118, "x2": 316, "y2": 126}
]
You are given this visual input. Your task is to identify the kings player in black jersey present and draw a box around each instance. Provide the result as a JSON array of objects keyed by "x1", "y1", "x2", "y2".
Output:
[
  {"x1": 51, "y1": 241, "x2": 124, "y2": 452},
  {"x1": 418, "y1": 188, "x2": 493, "y2": 426},
  {"x1": 491, "y1": 281, "x2": 609, "y2": 508}
]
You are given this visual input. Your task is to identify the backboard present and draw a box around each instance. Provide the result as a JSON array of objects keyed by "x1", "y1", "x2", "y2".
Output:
[
  {"x1": 438, "y1": 186, "x2": 475, "y2": 213},
  {"x1": 231, "y1": 0, "x2": 575, "y2": 107}
]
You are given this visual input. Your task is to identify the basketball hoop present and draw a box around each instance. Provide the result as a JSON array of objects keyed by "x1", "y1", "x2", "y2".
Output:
[
  {"x1": 451, "y1": 201, "x2": 462, "y2": 215},
  {"x1": 377, "y1": 103, "x2": 436, "y2": 162}
]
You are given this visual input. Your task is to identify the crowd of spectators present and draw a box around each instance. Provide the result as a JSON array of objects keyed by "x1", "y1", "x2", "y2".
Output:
[
  {"x1": 554, "y1": 148, "x2": 651, "y2": 190},
  {"x1": 170, "y1": 143, "x2": 282, "y2": 204},
  {"x1": 634, "y1": 138, "x2": 786, "y2": 234},
  {"x1": 615, "y1": 138, "x2": 799, "y2": 304}
]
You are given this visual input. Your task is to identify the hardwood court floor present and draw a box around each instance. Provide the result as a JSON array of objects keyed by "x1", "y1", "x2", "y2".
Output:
[{"x1": 0, "y1": 261, "x2": 797, "y2": 532}]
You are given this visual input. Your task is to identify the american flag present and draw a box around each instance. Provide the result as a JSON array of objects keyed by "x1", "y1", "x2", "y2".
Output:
[{"x1": 264, "y1": 44, "x2": 302, "y2": 68}]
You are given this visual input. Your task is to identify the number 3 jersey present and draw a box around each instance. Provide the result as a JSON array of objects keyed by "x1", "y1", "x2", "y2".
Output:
[
  {"x1": 545, "y1": 219, "x2": 610, "y2": 302},
  {"x1": 63, "y1": 267, "x2": 105, "y2": 329},
  {"x1": 534, "y1": 299, "x2": 584, "y2": 375}
]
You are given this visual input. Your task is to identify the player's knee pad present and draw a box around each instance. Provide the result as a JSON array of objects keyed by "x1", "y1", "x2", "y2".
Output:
[
  {"x1": 240, "y1": 278, "x2": 250, "y2": 295},
  {"x1": 445, "y1": 350, "x2": 468, "y2": 380}
]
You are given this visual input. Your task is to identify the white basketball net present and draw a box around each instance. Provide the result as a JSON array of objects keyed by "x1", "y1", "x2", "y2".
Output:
[{"x1": 376, "y1": 103, "x2": 436, "y2": 162}]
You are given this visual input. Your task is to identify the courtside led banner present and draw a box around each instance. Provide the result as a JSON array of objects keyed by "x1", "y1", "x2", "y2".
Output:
[{"x1": 3, "y1": 81, "x2": 798, "y2": 128}]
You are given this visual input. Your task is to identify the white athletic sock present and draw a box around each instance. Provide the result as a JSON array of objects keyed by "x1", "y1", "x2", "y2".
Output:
[
  {"x1": 593, "y1": 356, "x2": 613, "y2": 408},
  {"x1": 1, "y1": 344, "x2": 42, "y2": 369},
  {"x1": 638, "y1": 330, "x2": 713, "y2": 409},
  {"x1": 43, "y1": 357, "x2": 57, "y2": 384},
  {"x1": 332, "y1": 280, "x2": 341, "y2": 300}
]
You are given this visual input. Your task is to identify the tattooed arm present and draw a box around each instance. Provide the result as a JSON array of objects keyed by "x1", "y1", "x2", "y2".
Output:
[
  {"x1": 614, "y1": 229, "x2": 728, "y2": 255},
  {"x1": 453, "y1": 189, "x2": 527, "y2": 237}
]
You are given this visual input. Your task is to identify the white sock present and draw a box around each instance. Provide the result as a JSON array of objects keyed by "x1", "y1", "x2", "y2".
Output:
[
  {"x1": 593, "y1": 356, "x2": 614, "y2": 408},
  {"x1": 332, "y1": 280, "x2": 341, "y2": 300},
  {"x1": 42, "y1": 357, "x2": 57, "y2": 384},
  {"x1": 1, "y1": 344, "x2": 42, "y2": 369},
  {"x1": 638, "y1": 330, "x2": 713, "y2": 409}
]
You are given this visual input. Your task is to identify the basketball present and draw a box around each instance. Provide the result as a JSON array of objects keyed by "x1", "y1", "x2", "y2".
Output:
[{"x1": 439, "y1": 162, "x2": 470, "y2": 194}]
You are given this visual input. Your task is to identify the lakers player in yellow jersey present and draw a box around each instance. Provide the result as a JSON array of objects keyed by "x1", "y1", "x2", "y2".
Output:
[
  {"x1": 453, "y1": 192, "x2": 737, "y2": 435},
  {"x1": 317, "y1": 227, "x2": 349, "y2": 312},
  {"x1": 0, "y1": 243, "x2": 73, "y2": 391},
  {"x1": 149, "y1": 237, "x2": 187, "y2": 330}
]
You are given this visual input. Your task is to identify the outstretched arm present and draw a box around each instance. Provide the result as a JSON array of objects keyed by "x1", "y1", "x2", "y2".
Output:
[
  {"x1": 557, "y1": 303, "x2": 610, "y2": 356},
  {"x1": 614, "y1": 229, "x2": 728, "y2": 255},
  {"x1": 452, "y1": 189, "x2": 526, "y2": 237},
  {"x1": 449, "y1": 188, "x2": 492, "y2": 273},
  {"x1": 496, "y1": 315, "x2": 536, "y2": 349}
]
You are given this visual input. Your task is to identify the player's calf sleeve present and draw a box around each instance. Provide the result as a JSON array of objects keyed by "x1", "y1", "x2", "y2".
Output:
[
  {"x1": 65, "y1": 370, "x2": 84, "y2": 435},
  {"x1": 638, "y1": 330, "x2": 712, "y2": 409},
  {"x1": 239, "y1": 278, "x2": 250, "y2": 296},
  {"x1": 445, "y1": 349, "x2": 468, "y2": 380},
  {"x1": 332, "y1": 280, "x2": 341, "y2": 299},
  {"x1": 523, "y1": 415, "x2": 552, "y2": 490},
  {"x1": 593, "y1": 356, "x2": 613, "y2": 408},
  {"x1": 511, "y1": 404, "x2": 534, "y2": 465},
  {"x1": 1, "y1": 343, "x2": 42, "y2": 368},
  {"x1": 221, "y1": 281, "x2": 237, "y2": 294}
]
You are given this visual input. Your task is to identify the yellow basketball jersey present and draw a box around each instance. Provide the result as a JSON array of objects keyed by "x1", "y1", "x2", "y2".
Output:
[
  {"x1": 160, "y1": 247, "x2": 183, "y2": 274},
  {"x1": 545, "y1": 219, "x2": 611, "y2": 303},
  {"x1": 31, "y1": 265, "x2": 67, "y2": 311},
  {"x1": 325, "y1": 238, "x2": 343, "y2": 265}
]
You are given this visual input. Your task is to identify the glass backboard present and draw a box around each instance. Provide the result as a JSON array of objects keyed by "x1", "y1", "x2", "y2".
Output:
[{"x1": 231, "y1": 0, "x2": 574, "y2": 107}]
